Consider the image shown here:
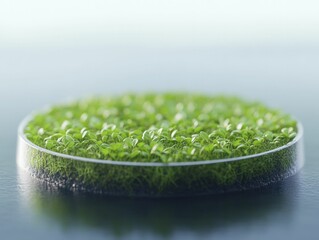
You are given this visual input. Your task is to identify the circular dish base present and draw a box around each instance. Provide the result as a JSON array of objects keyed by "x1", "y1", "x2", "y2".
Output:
[{"x1": 17, "y1": 117, "x2": 304, "y2": 197}]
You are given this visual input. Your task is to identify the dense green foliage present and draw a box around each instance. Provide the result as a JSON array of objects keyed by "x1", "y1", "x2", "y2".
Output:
[{"x1": 24, "y1": 93, "x2": 297, "y2": 163}]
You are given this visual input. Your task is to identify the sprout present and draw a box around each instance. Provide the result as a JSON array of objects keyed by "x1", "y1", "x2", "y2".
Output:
[{"x1": 25, "y1": 93, "x2": 297, "y2": 163}]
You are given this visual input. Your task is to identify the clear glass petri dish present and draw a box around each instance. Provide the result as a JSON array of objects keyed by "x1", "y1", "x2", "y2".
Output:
[{"x1": 17, "y1": 114, "x2": 304, "y2": 197}]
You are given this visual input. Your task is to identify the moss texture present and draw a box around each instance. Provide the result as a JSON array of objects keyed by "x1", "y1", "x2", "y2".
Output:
[
  {"x1": 20, "y1": 93, "x2": 301, "y2": 197},
  {"x1": 24, "y1": 93, "x2": 297, "y2": 162}
]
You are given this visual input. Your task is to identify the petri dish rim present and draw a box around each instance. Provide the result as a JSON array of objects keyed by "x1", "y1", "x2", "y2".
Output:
[{"x1": 18, "y1": 112, "x2": 304, "y2": 167}]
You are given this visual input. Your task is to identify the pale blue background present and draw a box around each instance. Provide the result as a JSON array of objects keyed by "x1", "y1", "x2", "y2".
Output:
[{"x1": 1, "y1": 1, "x2": 319, "y2": 239}]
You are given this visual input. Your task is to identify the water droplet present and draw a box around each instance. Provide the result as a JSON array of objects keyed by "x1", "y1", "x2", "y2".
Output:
[{"x1": 38, "y1": 128, "x2": 44, "y2": 135}]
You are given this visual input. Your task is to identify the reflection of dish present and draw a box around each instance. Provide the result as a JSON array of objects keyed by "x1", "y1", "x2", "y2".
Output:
[
  {"x1": 17, "y1": 111, "x2": 304, "y2": 197},
  {"x1": 17, "y1": 167, "x2": 299, "y2": 238}
]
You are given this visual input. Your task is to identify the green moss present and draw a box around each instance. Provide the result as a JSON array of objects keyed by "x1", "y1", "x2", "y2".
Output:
[
  {"x1": 21, "y1": 93, "x2": 300, "y2": 196},
  {"x1": 24, "y1": 93, "x2": 296, "y2": 162}
]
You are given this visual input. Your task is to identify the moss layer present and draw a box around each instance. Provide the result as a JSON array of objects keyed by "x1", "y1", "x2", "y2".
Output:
[
  {"x1": 21, "y1": 93, "x2": 300, "y2": 196},
  {"x1": 24, "y1": 93, "x2": 297, "y2": 162}
]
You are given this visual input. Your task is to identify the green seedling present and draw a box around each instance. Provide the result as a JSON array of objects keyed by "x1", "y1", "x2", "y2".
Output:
[
  {"x1": 22, "y1": 93, "x2": 299, "y2": 196},
  {"x1": 25, "y1": 93, "x2": 296, "y2": 162}
]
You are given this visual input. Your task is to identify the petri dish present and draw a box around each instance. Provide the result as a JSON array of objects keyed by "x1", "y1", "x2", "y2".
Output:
[{"x1": 16, "y1": 114, "x2": 304, "y2": 197}]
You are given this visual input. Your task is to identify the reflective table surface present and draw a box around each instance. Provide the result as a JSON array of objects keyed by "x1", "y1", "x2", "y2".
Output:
[{"x1": 0, "y1": 45, "x2": 318, "y2": 239}]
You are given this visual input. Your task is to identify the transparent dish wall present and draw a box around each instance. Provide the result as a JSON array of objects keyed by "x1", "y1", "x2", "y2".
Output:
[{"x1": 17, "y1": 119, "x2": 304, "y2": 197}]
